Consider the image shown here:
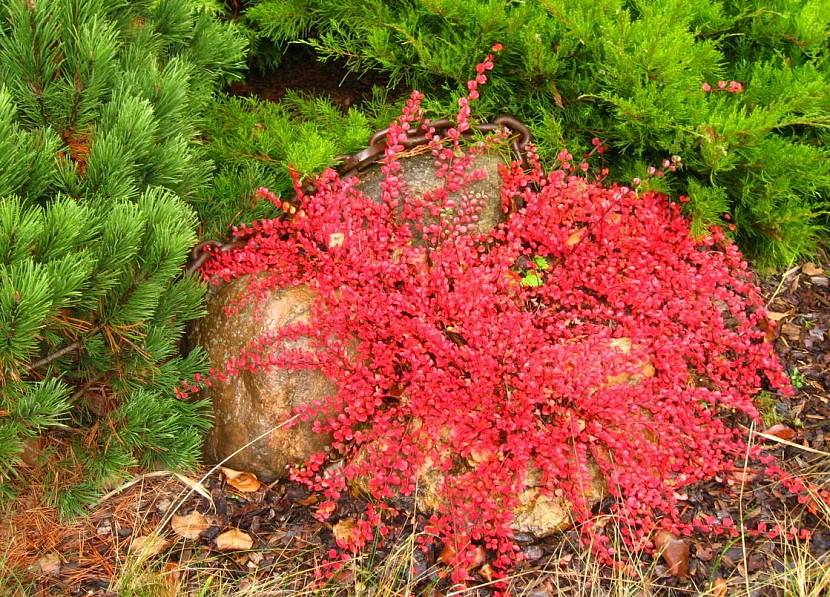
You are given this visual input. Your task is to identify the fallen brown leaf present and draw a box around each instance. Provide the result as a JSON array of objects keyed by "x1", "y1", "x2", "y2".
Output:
[
  {"x1": 765, "y1": 311, "x2": 789, "y2": 322},
  {"x1": 470, "y1": 545, "x2": 487, "y2": 569},
  {"x1": 780, "y1": 322, "x2": 801, "y2": 341},
  {"x1": 694, "y1": 543, "x2": 714, "y2": 561},
  {"x1": 333, "y1": 518, "x2": 359, "y2": 547},
  {"x1": 438, "y1": 543, "x2": 456, "y2": 566},
  {"x1": 295, "y1": 494, "x2": 319, "y2": 506},
  {"x1": 801, "y1": 262, "x2": 824, "y2": 276},
  {"x1": 729, "y1": 469, "x2": 758, "y2": 484},
  {"x1": 712, "y1": 576, "x2": 728, "y2": 597},
  {"x1": 247, "y1": 551, "x2": 264, "y2": 568},
  {"x1": 163, "y1": 562, "x2": 181, "y2": 593},
  {"x1": 763, "y1": 424, "x2": 796, "y2": 441},
  {"x1": 36, "y1": 552, "x2": 61, "y2": 575},
  {"x1": 758, "y1": 316, "x2": 777, "y2": 343},
  {"x1": 220, "y1": 466, "x2": 262, "y2": 492},
  {"x1": 171, "y1": 511, "x2": 210, "y2": 540},
  {"x1": 479, "y1": 563, "x2": 494, "y2": 582},
  {"x1": 215, "y1": 528, "x2": 253, "y2": 551},
  {"x1": 566, "y1": 228, "x2": 585, "y2": 246},
  {"x1": 653, "y1": 530, "x2": 689, "y2": 577},
  {"x1": 438, "y1": 544, "x2": 486, "y2": 571},
  {"x1": 130, "y1": 535, "x2": 171, "y2": 557}
]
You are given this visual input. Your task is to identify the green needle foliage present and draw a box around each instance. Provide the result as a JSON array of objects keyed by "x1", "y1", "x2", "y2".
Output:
[
  {"x1": 196, "y1": 90, "x2": 394, "y2": 238},
  {"x1": 0, "y1": 0, "x2": 245, "y2": 515},
  {"x1": 242, "y1": 0, "x2": 830, "y2": 269}
]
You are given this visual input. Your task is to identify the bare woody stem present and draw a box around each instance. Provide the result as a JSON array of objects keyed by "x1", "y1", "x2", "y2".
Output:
[
  {"x1": 27, "y1": 325, "x2": 104, "y2": 372},
  {"x1": 28, "y1": 341, "x2": 82, "y2": 370}
]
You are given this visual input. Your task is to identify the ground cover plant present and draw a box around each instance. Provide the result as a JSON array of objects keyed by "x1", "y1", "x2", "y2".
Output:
[
  {"x1": 237, "y1": 0, "x2": 830, "y2": 270},
  {"x1": 186, "y1": 49, "x2": 825, "y2": 588},
  {"x1": 0, "y1": 0, "x2": 245, "y2": 514}
]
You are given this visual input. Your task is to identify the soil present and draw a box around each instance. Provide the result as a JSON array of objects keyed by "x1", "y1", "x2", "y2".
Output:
[{"x1": 228, "y1": 45, "x2": 393, "y2": 109}]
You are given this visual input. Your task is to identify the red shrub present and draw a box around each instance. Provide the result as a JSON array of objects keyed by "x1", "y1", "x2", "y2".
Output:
[{"x1": 195, "y1": 50, "x2": 804, "y2": 583}]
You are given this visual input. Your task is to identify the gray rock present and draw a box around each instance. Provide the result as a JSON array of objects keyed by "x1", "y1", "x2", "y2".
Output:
[{"x1": 521, "y1": 545, "x2": 544, "y2": 561}]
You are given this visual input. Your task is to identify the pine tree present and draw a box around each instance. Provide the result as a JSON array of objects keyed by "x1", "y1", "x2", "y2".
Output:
[
  {"x1": 242, "y1": 0, "x2": 830, "y2": 269},
  {"x1": 0, "y1": 0, "x2": 246, "y2": 515}
]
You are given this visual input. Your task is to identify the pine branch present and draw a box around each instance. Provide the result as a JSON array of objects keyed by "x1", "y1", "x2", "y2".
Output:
[
  {"x1": 0, "y1": 0, "x2": 235, "y2": 506},
  {"x1": 70, "y1": 373, "x2": 104, "y2": 403},
  {"x1": 26, "y1": 322, "x2": 106, "y2": 372}
]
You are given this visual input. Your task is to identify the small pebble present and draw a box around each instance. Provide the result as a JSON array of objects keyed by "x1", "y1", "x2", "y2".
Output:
[
  {"x1": 156, "y1": 497, "x2": 172, "y2": 514},
  {"x1": 808, "y1": 327, "x2": 825, "y2": 341},
  {"x1": 522, "y1": 545, "x2": 544, "y2": 561}
]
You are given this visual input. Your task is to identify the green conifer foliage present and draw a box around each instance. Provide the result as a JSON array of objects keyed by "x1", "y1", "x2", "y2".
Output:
[
  {"x1": 244, "y1": 0, "x2": 830, "y2": 269},
  {"x1": 196, "y1": 91, "x2": 386, "y2": 237},
  {"x1": 0, "y1": 0, "x2": 245, "y2": 515}
]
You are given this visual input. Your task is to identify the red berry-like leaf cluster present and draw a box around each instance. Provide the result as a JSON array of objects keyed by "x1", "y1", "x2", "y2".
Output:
[
  {"x1": 701, "y1": 80, "x2": 744, "y2": 93},
  {"x1": 192, "y1": 50, "x2": 810, "y2": 585}
]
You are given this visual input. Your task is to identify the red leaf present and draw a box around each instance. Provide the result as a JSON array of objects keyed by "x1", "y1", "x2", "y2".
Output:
[{"x1": 763, "y1": 424, "x2": 796, "y2": 441}]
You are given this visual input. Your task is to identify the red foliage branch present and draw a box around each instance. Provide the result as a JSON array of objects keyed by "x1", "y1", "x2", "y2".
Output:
[{"x1": 189, "y1": 48, "x2": 815, "y2": 585}]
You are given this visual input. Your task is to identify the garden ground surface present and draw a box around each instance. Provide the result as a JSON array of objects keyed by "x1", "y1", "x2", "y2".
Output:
[{"x1": 2, "y1": 257, "x2": 827, "y2": 597}]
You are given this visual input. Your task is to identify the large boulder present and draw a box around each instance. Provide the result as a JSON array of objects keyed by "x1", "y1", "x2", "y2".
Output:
[
  {"x1": 354, "y1": 151, "x2": 506, "y2": 236},
  {"x1": 193, "y1": 149, "x2": 655, "y2": 537},
  {"x1": 194, "y1": 150, "x2": 508, "y2": 481},
  {"x1": 193, "y1": 283, "x2": 332, "y2": 482},
  {"x1": 512, "y1": 464, "x2": 606, "y2": 537}
]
